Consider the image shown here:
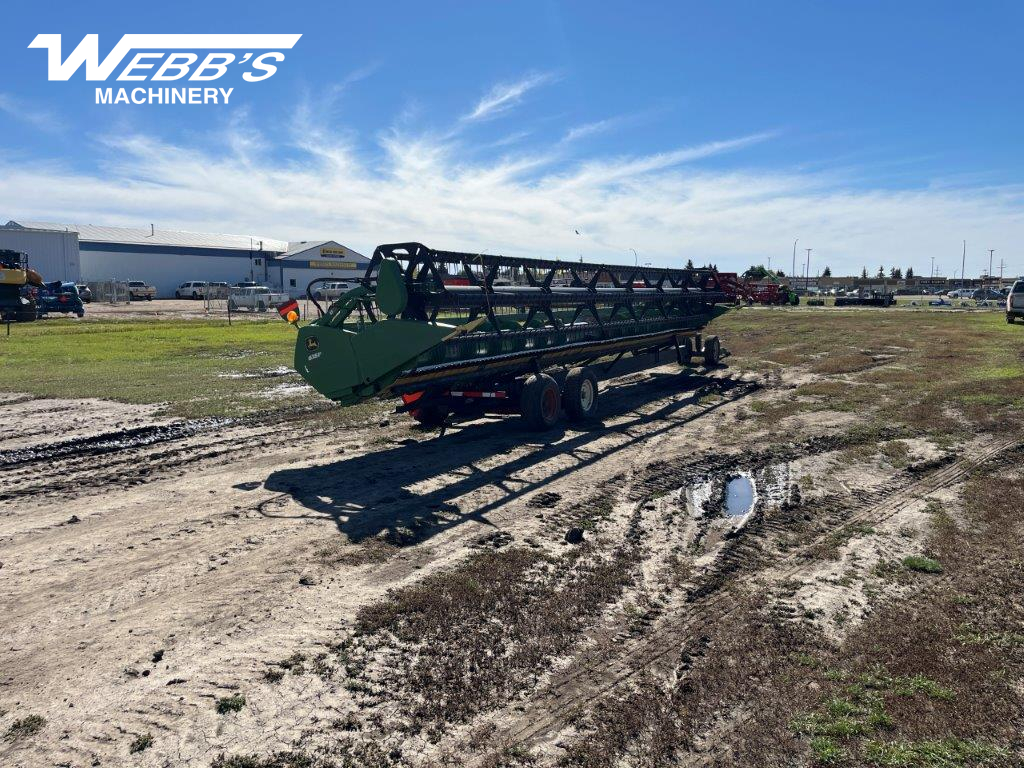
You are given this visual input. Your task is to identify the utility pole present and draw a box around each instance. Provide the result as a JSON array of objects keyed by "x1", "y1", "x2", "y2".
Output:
[
  {"x1": 804, "y1": 248, "x2": 812, "y2": 290},
  {"x1": 988, "y1": 249, "x2": 994, "y2": 288},
  {"x1": 961, "y1": 240, "x2": 966, "y2": 289},
  {"x1": 999, "y1": 258, "x2": 1005, "y2": 283},
  {"x1": 930, "y1": 256, "x2": 935, "y2": 279},
  {"x1": 792, "y1": 239, "x2": 798, "y2": 281}
]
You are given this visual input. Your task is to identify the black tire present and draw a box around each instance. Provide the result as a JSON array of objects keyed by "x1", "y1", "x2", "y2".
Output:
[
  {"x1": 521, "y1": 373, "x2": 561, "y2": 430},
  {"x1": 175, "y1": 291, "x2": 181, "y2": 299},
  {"x1": 677, "y1": 336, "x2": 694, "y2": 365},
  {"x1": 257, "y1": 301, "x2": 267, "y2": 312},
  {"x1": 703, "y1": 335, "x2": 722, "y2": 366},
  {"x1": 228, "y1": 298, "x2": 237, "y2": 311},
  {"x1": 564, "y1": 367, "x2": 599, "y2": 421},
  {"x1": 1009, "y1": 315, "x2": 1016, "y2": 324},
  {"x1": 412, "y1": 405, "x2": 449, "y2": 428},
  {"x1": 147, "y1": 295, "x2": 153, "y2": 301},
  {"x1": 191, "y1": 291, "x2": 199, "y2": 300}
]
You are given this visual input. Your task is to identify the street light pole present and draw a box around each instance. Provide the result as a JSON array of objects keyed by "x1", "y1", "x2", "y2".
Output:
[
  {"x1": 804, "y1": 248, "x2": 812, "y2": 289},
  {"x1": 961, "y1": 240, "x2": 966, "y2": 289}
]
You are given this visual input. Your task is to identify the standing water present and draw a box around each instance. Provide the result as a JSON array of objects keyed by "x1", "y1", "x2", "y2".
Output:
[{"x1": 724, "y1": 476, "x2": 756, "y2": 516}]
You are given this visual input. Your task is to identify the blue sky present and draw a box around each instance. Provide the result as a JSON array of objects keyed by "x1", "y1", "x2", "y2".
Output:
[{"x1": 1, "y1": 0, "x2": 1022, "y2": 277}]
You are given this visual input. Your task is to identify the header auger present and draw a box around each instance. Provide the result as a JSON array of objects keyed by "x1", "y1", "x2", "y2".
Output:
[{"x1": 293, "y1": 243, "x2": 735, "y2": 430}]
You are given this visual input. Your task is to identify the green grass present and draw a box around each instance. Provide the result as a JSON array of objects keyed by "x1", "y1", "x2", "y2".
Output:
[
  {"x1": 902, "y1": 556, "x2": 944, "y2": 574},
  {"x1": 0, "y1": 318, "x2": 317, "y2": 418},
  {"x1": 811, "y1": 736, "x2": 850, "y2": 764},
  {"x1": 863, "y1": 738, "x2": 1008, "y2": 767}
]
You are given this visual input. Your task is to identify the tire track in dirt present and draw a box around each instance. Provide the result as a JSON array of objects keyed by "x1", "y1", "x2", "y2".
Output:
[
  {"x1": 0, "y1": 369, "x2": 765, "y2": 768},
  {"x1": 482, "y1": 435, "x2": 1019, "y2": 759}
]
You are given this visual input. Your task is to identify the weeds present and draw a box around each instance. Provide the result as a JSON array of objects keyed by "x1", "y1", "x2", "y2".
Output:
[
  {"x1": 129, "y1": 732, "x2": 153, "y2": 753},
  {"x1": 4, "y1": 714, "x2": 45, "y2": 742},
  {"x1": 216, "y1": 694, "x2": 246, "y2": 714},
  {"x1": 350, "y1": 545, "x2": 635, "y2": 732}
]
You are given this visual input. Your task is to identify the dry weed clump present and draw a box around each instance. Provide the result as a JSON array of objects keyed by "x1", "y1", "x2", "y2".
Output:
[{"x1": 350, "y1": 543, "x2": 636, "y2": 732}]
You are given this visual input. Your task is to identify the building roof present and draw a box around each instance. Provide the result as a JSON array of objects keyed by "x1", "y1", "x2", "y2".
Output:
[
  {"x1": 280, "y1": 240, "x2": 367, "y2": 260},
  {"x1": 282, "y1": 240, "x2": 333, "y2": 257},
  {"x1": 4, "y1": 220, "x2": 288, "y2": 253}
]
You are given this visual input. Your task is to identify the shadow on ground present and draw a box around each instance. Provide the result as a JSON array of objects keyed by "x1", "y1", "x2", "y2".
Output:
[{"x1": 261, "y1": 368, "x2": 757, "y2": 544}]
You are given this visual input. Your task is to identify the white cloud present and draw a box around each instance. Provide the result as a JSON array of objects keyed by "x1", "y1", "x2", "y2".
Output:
[
  {"x1": 463, "y1": 72, "x2": 556, "y2": 122},
  {"x1": 0, "y1": 111, "x2": 1021, "y2": 278},
  {"x1": 0, "y1": 93, "x2": 64, "y2": 134}
]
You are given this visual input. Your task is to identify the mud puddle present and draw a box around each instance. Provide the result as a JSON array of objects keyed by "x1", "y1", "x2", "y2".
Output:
[
  {"x1": 724, "y1": 475, "x2": 756, "y2": 516},
  {"x1": 689, "y1": 463, "x2": 790, "y2": 519}
]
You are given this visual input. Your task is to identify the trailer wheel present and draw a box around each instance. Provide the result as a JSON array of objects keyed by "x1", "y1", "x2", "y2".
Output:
[
  {"x1": 677, "y1": 336, "x2": 694, "y2": 365},
  {"x1": 521, "y1": 373, "x2": 561, "y2": 430},
  {"x1": 564, "y1": 367, "x2": 599, "y2": 421},
  {"x1": 413, "y1": 405, "x2": 449, "y2": 428},
  {"x1": 703, "y1": 335, "x2": 722, "y2": 366}
]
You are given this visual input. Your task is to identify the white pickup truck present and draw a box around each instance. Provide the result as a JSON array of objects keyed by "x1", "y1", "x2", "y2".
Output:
[
  {"x1": 127, "y1": 280, "x2": 156, "y2": 301},
  {"x1": 228, "y1": 286, "x2": 290, "y2": 312},
  {"x1": 1007, "y1": 280, "x2": 1024, "y2": 324}
]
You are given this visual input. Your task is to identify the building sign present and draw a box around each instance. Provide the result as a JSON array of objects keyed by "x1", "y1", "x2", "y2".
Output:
[
  {"x1": 320, "y1": 247, "x2": 349, "y2": 257},
  {"x1": 309, "y1": 260, "x2": 357, "y2": 270}
]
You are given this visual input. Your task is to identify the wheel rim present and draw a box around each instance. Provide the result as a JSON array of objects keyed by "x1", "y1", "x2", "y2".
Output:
[
  {"x1": 579, "y1": 379, "x2": 595, "y2": 411},
  {"x1": 541, "y1": 386, "x2": 558, "y2": 420}
]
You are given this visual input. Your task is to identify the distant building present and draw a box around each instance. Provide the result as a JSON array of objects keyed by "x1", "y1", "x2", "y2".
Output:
[
  {"x1": 0, "y1": 221, "x2": 369, "y2": 298},
  {"x1": 277, "y1": 240, "x2": 368, "y2": 294},
  {"x1": 0, "y1": 223, "x2": 80, "y2": 283}
]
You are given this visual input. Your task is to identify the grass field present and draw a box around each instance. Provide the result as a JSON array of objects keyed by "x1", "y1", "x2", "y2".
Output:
[
  {"x1": 2, "y1": 309, "x2": 1021, "y2": 428},
  {"x1": 709, "y1": 308, "x2": 1024, "y2": 439},
  {"x1": 0, "y1": 318, "x2": 315, "y2": 418}
]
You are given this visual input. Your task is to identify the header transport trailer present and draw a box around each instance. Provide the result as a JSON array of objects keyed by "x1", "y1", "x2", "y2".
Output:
[{"x1": 290, "y1": 242, "x2": 735, "y2": 431}]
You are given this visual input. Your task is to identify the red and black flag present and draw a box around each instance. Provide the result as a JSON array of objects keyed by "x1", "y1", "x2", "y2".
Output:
[{"x1": 277, "y1": 298, "x2": 300, "y2": 322}]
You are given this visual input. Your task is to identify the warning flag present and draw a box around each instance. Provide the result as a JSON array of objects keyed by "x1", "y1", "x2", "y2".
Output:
[{"x1": 277, "y1": 298, "x2": 299, "y2": 321}]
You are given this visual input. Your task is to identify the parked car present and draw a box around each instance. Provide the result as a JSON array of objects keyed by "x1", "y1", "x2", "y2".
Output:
[
  {"x1": 127, "y1": 280, "x2": 156, "y2": 301},
  {"x1": 227, "y1": 285, "x2": 290, "y2": 312},
  {"x1": 75, "y1": 284, "x2": 93, "y2": 303},
  {"x1": 1007, "y1": 280, "x2": 1024, "y2": 324},
  {"x1": 947, "y1": 288, "x2": 974, "y2": 299},
  {"x1": 972, "y1": 288, "x2": 1003, "y2": 301},
  {"x1": 176, "y1": 281, "x2": 205, "y2": 299},
  {"x1": 312, "y1": 281, "x2": 356, "y2": 301},
  {"x1": 37, "y1": 281, "x2": 85, "y2": 318}
]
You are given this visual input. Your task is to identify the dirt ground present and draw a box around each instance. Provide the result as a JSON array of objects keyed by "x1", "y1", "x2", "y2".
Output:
[{"x1": 2, "y1": 312, "x2": 1022, "y2": 768}]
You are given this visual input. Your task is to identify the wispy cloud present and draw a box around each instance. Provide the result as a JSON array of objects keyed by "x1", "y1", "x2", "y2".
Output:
[
  {"x1": 463, "y1": 72, "x2": 556, "y2": 122},
  {"x1": 563, "y1": 110, "x2": 659, "y2": 143},
  {"x1": 0, "y1": 92, "x2": 1021, "y2": 277},
  {"x1": 0, "y1": 93, "x2": 64, "y2": 134}
]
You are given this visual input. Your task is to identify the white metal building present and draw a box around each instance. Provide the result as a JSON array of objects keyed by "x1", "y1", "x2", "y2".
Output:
[
  {"x1": 0, "y1": 221, "x2": 368, "y2": 298},
  {"x1": 0, "y1": 223, "x2": 81, "y2": 283}
]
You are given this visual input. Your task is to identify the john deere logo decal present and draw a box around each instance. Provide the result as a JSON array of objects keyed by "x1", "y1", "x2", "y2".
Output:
[{"x1": 305, "y1": 336, "x2": 319, "y2": 351}]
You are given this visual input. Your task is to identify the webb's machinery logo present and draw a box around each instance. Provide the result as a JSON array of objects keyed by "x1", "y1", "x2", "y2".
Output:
[{"x1": 28, "y1": 34, "x2": 302, "y2": 105}]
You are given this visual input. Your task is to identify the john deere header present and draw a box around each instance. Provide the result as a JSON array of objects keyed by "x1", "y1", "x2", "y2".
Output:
[{"x1": 289, "y1": 242, "x2": 733, "y2": 430}]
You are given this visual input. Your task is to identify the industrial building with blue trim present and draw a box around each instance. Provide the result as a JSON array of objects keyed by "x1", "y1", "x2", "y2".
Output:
[{"x1": 0, "y1": 220, "x2": 369, "y2": 298}]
